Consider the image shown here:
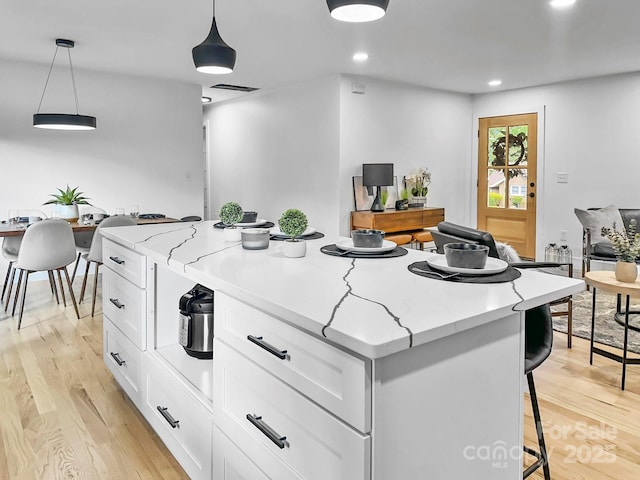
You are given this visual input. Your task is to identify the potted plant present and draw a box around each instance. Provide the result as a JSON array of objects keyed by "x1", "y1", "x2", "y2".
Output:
[
  {"x1": 43, "y1": 184, "x2": 91, "y2": 222},
  {"x1": 601, "y1": 219, "x2": 640, "y2": 282},
  {"x1": 219, "y1": 201, "x2": 244, "y2": 241},
  {"x1": 278, "y1": 208, "x2": 308, "y2": 258},
  {"x1": 404, "y1": 167, "x2": 431, "y2": 208}
]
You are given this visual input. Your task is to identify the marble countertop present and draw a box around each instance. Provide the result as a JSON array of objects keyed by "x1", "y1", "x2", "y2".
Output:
[{"x1": 101, "y1": 221, "x2": 585, "y2": 359}]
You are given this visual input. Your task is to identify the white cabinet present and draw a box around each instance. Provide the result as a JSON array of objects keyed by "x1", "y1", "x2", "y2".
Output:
[
  {"x1": 102, "y1": 267, "x2": 147, "y2": 350},
  {"x1": 103, "y1": 318, "x2": 143, "y2": 404}
]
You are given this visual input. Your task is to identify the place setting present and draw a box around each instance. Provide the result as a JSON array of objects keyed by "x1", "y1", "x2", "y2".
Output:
[
  {"x1": 270, "y1": 225, "x2": 324, "y2": 241},
  {"x1": 321, "y1": 229, "x2": 408, "y2": 258},
  {"x1": 408, "y1": 243, "x2": 521, "y2": 283},
  {"x1": 213, "y1": 211, "x2": 275, "y2": 229}
]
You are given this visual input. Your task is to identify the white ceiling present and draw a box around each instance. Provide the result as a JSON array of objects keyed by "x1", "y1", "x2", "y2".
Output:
[{"x1": 2, "y1": 0, "x2": 640, "y2": 102}]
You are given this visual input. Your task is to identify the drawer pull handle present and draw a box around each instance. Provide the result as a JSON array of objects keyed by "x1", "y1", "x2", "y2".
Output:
[
  {"x1": 109, "y1": 256, "x2": 125, "y2": 265},
  {"x1": 247, "y1": 335, "x2": 287, "y2": 360},
  {"x1": 246, "y1": 414, "x2": 287, "y2": 449},
  {"x1": 109, "y1": 352, "x2": 126, "y2": 366},
  {"x1": 157, "y1": 406, "x2": 180, "y2": 428},
  {"x1": 109, "y1": 298, "x2": 125, "y2": 309}
]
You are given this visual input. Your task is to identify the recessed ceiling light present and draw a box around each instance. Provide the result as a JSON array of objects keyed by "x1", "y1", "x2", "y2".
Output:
[
  {"x1": 488, "y1": 80, "x2": 502, "y2": 87},
  {"x1": 202, "y1": 96, "x2": 212, "y2": 103},
  {"x1": 353, "y1": 52, "x2": 369, "y2": 62},
  {"x1": 549, "y1": 0, "x2": 576, "y2": 8}
]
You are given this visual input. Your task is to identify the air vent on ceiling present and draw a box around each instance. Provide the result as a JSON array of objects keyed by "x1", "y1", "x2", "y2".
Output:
[{"x1": 210, "y1": 84, "x2": 259, "y2": 92}]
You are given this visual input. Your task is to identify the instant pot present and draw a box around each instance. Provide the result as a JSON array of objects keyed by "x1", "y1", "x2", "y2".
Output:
[{"x1": 178, "y1": 284, "x2": 214, "y2": 359}]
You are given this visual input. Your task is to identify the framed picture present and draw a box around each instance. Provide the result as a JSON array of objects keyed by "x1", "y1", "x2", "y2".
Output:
[{"x1": 352, "y1": 176, "x2": 399, "y2": 211}]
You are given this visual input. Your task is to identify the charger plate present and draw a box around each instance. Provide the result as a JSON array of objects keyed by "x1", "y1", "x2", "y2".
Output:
[{"x1": 426, "y1": 254, "x2": 508, "y2": 276}]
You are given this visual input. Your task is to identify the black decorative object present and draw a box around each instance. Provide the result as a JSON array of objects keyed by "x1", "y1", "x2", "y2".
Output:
[
  {"x1": 407, "y1": 261, "x2": 521, "y2": 283},
  {"x1": 33, "y1": 39, "x2": 96, "y2": 131},
  {"x1": 192, "y1": 1, "x2": 236, "y2": 74},
  {"x1": 395, "y1": 199, "x2": 409, "y2": 210},
  {"x1": 326, "y1": 0, "x2": 389, "y2": 22},
  {"x1": 362, "y1": 163, "x2": 394, "y2": 212}
]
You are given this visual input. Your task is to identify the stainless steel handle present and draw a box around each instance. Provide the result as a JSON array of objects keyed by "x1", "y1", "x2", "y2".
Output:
[
  {"x1": 157, "y1": 406, "x2": 180, "y2": 428},
  {"x1": 109, "y1": 256, "x2": 125, "y2": 265},
  {"x1": 247, "y1": 335, "x2": 287, "y2": 360},
  {"x1": 109, "y1": 298, "x2": 125, "y2": 309},
  {"x1": 110, "y1": 352, "x2": 125, "y2": 366},
  {"x1": 246, "y1": 414, "x2": 286, "y2": 449}
]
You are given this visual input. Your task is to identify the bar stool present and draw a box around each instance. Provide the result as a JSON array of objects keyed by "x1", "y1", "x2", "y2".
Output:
[
  {"x1": 523, "y1": 304, "x2": 553, "y2": 480},
  {"x1": 385, "y1": 233, "x2": 413, "y2": 246},
  {"x1": 412, "y1": 231, "x2": 433, "y2": 250}
]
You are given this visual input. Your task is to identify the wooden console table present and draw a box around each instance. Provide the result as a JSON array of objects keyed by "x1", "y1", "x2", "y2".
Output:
[{"x1": 350, "y1": 207, "x2": 445, "y2": 234}]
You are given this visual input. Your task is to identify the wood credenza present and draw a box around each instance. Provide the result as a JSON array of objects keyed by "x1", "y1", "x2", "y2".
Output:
[{"x1": 350, "y1": 207, "x2": 445, "y2": 234}]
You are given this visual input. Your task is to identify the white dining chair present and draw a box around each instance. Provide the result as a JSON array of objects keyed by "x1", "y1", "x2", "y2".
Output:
[
  {"x1": 78, "y1": 215, "x2": 136, "y2": 317},
  {"x1": 2, "y1": 209, "x2": 49, "y2": 309},
  {"x1": 71, "y1": 205, "x2": 108, "y2": 281},
  {"x1": 11, "y1": 219, "x2": 80, "y2": 329}
]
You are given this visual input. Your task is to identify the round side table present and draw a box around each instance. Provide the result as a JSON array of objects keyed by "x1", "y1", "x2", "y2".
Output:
[{"x1": 584, "y1": 270, "x2": 640, "y2": 390}]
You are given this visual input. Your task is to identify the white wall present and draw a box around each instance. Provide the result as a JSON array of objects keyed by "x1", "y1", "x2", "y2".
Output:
[
  {"x1": 473, "y1": 72, "x2": 640, "y2": 260},
  {"x1": 204, "y1": 76, "x2": 341, "y2": 236},
  {"x1": 0, "y1": 58, "x2": 204, "y2": 273},
  {"x1": 339, "y1": 75, "x2": 473, "y2": 234}
]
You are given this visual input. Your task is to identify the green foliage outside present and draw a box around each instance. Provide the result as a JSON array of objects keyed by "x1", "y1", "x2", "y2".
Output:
[
  {"x1": 278, "y1": 209, "x2": 308, "y2": 239},
  {"x1": 511, "y1": 195, "x2": 523, "y2": 207},
  {"x1": 489, "y1": 192, "x2": 503, "y2": 207}
]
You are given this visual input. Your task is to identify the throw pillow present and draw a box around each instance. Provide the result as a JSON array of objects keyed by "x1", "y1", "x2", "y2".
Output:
[{"x1": 574, "y1": 205, "x2": 624, "y2": 245}]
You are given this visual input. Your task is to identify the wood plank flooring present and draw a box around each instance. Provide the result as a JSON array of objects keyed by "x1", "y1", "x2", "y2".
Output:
[
  {"x1": 1, "y1": 279, "x2": 639, "y2": 479},
  {"x1": 0, "y1": 278, "x2": 188, "y2": 480}
]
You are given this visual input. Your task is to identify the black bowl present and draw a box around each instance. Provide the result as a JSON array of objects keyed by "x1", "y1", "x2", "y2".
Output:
[
  {"x1": 352, "y1": 229, "x2": 385, "y2": 248},
  {"x1": 242, "y1": 211, "x2": 258, "y2": 223},
  {"x1": 444, "y1": 243, "x2": 489, "y2": 269}
]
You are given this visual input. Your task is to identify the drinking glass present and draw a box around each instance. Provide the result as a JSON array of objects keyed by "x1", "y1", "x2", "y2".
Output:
[
  {"x1": 130, "y1": 204, "x2": 139, "y2": 218},
  {"x1": 115, "y1": 208, "x2": 125, "y2": 216},
  {"x1": 8, "y1": 209, "x2": 19, "y2": 225}
]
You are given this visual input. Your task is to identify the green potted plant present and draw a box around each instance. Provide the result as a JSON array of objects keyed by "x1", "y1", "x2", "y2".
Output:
[
  {"x1": 601, "y1": 219, "x2": 640, "y2": 282},
  {"x1": 278, "y1": 208, "x2": 309, "y2": 258},
  {"x1": 219, "y1": 201, "x2": 244, "y2": 241},
  {"x1": 43, "y1": 184, "x2": 91, "y2": 222}
]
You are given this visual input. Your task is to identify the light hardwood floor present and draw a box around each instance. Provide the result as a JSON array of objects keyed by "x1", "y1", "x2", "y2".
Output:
[{"x1": 1, "y1": 279, "x2": 639, "y2": 479}]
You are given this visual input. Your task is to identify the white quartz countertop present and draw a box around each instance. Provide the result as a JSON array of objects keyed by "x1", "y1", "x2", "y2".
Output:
[{"x1": 101, "y1": 221, "x2": 585, "y2": 359}]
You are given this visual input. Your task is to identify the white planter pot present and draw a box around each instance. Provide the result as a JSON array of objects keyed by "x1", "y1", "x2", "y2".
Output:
[
  {"x1": 283, "y1": 239, "x2": 306, "y2": 258},
  {"x1": 54, "y1": 204, "x2": 79, "y2": 222},
  {"x1": 223, "y1": 227, "x2": 242, "y2": 242}
]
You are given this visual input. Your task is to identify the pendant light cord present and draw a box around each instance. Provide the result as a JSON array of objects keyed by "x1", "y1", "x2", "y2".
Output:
[{"x1": 35, "y1": 44, "x2": 81, "y2": 115}]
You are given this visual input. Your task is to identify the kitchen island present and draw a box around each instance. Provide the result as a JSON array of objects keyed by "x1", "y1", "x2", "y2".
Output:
[{"x1": 100, "y1": 220, "x2": 584, "y2": 480}]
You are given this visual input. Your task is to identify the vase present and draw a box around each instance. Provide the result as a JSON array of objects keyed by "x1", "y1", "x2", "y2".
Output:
[
  {"x1": 53, "y1": 204, "x2": 79, "y2": 223},
  {"x1": 411, "y1": 196, "x2": 427, "y2": 209},
  {"x1": 223, "y1": 227, "x2": 241, "y2": 242},
  {"x1": 283, "y1": 239, "x2": 306, "y2": 258},
  {"x1": 615, "y1": 261, "x2": 638, "y2": 283}
]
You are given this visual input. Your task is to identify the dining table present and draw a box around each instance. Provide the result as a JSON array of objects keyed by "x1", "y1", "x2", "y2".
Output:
[{"x1": 0, "y1": 216, "x2": 181, "y2": 238}]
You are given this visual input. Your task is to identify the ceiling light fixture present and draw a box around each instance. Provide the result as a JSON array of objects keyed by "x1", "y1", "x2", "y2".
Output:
[
  {"x1": 327, "y1": 0, "x2": 389, "y2": 23},
  {"x1": 353, "y1": 52, "x2": 369, "y2": 62},
  {"x1": 202, "y1": 96, "x2": 212, "y2": 103},
  {"x1": 192, "y1": 0, "x2": 236, "y2": 74},
  {"x1": 33, "y1": 39, "x2": 96, "y2": 131},
  {"x1": 488, "y1": 79, "x2": 502, "y2": 87},
  {"x1": 549, "y1": 0, "x2": 576, "y2": 8}
]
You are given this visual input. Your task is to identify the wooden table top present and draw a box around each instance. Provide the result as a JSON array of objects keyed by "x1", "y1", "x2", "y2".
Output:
[
  {"x1": 584, "y1": 270, "x2": 640, "y2": 297},
  {"x1": 0, "y1": 216, "x2": 180, "y2": 237}
]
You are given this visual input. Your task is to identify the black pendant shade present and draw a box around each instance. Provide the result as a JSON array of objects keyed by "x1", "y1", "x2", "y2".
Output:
[
  {"x1": 326, "y1": 0, "x2": 389, "y2": 22},
  {"x1": 33, "y1": 39, "x2": 96, "y2": 131},
  {"x1": 192, "y1": 17, "x2": 236, "y2": 74}
]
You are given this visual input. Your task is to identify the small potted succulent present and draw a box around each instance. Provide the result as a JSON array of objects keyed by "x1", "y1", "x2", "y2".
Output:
[
  {"x1": 43, "y1": 184, "x2": 91, "y2": 222},
  {"x1": 219, "y1": 201, "x2": 244, "y2": 242},
  {"x1": 278, "y1": 208, "x2": 309, "y2": 258}
]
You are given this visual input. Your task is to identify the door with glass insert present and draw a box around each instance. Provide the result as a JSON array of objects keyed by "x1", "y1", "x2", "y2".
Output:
[{"x1": 477, "y1": 113, "x2": 537, "y2": 259}]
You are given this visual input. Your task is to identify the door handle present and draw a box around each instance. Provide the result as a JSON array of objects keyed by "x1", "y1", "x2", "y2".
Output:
[
  {"x1": 109, "y1": 256, "x2": 125, "y2": 265},
  {"x1": 109, "y1": 298, "x2": 125, "y2": 309},
  {"x1": 529, "y1": 192, "x2": 535, "y2": 198},
  {"x1": 110, "y1": 352, "x2": 126, "y2": 366}
]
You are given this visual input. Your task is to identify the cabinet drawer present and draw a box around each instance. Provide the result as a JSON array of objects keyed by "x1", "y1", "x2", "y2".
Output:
[
  {"x1": 213, "y1": 425, "x2": 303, "y2": 480},
  {"x1": 143, "y1": 355, "x2": 212, "y2": 480},
  {"x1": 103, "y1": 318, "x2": 143, "y2": 406},
  {"x1": 214, "y1": 340, "x2": 370, "y2": 480},
  {"x1": 103, "y1": 238, "x2": 147, "y2": 288},
  {"x1": 216, "y1": 294, "x2": 370, "y2": 432},
  {"x1": 103, "y1": 267, "x2": 146, "y2": 350}
]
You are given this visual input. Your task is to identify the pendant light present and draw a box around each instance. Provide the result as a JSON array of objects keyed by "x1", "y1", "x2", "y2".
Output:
[
  {"x1": 33, "y1": 39, "x2": 96, "y2": 130},
  {"x1": 192, "y1": 0, "x2": 236, "y2": 74},
  {"x1": 326, "y1": 0, "x2": 389, "y2": 22}
]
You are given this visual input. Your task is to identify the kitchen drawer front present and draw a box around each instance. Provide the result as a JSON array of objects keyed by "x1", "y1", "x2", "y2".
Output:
[
  {"x1": 214, "y1": 340, "x2": 371, "y2": 480},
  {"x1": 143, "y1": 355, "x2": 212, "y2": 480},
  {"x1": 102, "y1": 238, "x2": 147, "y2": 288},
  {"x1": 103, "y1": 318, "x2": 143, "y2": 406},
  {"x1": 213, "y1": 425, "x2": 303, "y2": 480},
  {"x1": 216, "y1": 293, "x2": 370, "y2": 432},
  {"x1": 103, "y1": 267, "x2": 146, "y2": 350}
]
